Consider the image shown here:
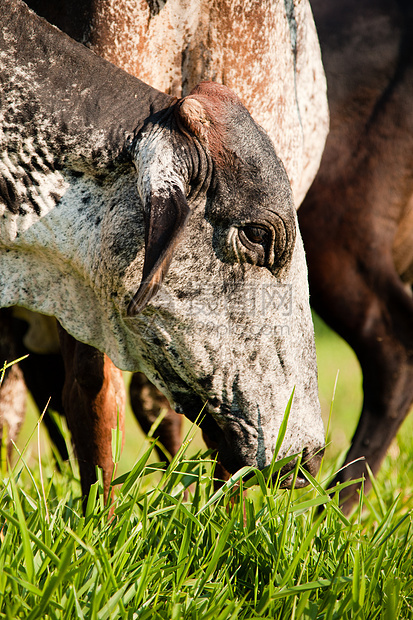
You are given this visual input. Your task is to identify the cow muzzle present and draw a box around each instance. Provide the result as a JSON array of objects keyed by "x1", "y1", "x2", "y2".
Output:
[{"x1": 278, "y1": 446, "x2": 325, "y2": 489}]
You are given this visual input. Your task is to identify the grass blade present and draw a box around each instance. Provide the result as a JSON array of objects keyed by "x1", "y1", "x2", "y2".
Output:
[{"x1": 8, "y1": 468, "x2": 35, "y2": 583}]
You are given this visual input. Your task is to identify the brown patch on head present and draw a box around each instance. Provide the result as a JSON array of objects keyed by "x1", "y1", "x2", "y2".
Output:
[
  {"x1": 175, "y1": 81, "x2": 244, "y2": 166},
  {"x1": 188, "y1": 81, "x2": 244, "y2": 108}
]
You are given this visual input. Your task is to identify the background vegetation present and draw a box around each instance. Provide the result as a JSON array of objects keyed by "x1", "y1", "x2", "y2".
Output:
[{"x1": 1, "y1": 315, "x2": 413, "y2": 618}]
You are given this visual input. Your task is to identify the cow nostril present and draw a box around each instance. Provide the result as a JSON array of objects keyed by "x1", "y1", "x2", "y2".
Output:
[
  {"x1": 303, "y1": 447, "x2": 324, "y2": 477},
  {"x1": 278, "y1": 446, "x2": 325, "y2": 489}
]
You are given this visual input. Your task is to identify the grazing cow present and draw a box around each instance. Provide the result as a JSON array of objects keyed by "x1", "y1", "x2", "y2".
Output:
[
  {"x1": 299, "y1": 0, "x2": 413, "y2": 512},
  {"x1": 18, "y1": 0, "x2": 328, "y2": 473},
  {"x1": 0, "y1": 0, "x2": 325, "y2": 502},
  {"x1": 0, "y1": 310, "x2": 26, "y2": 457}
]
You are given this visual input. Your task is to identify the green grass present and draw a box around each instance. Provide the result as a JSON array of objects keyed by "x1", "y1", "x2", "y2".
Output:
[
  {"x1": 1, "y1": 429, "x2": 413, "y2": 618},
  {"x1": 1, "y1": 314, "x2": 413, "y2": 618},
  {"x1": 312, "y1": 314, "x2": 363, "y2": 462}
]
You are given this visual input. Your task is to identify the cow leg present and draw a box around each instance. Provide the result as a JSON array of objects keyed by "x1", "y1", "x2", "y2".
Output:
[
  {"x1": 1, "y1": 308, "x2": 69, "y2": 462},
  {"x1": 58, "y1": 326, "x2": 125, "y2": 506},
  {"x1": 0, "y1": 309, "x2": 26, "y2": 461},
  {"x1": 202, "y1": 430, "x2": 231, "y2": 488},
  {"x1": 129, "y1": 372, "x2": 182, "y2": 460},
  {"x1": 21, "y1": 352, "x2": 69, "y2": 461},
  {"x1": 298, "y1": 198, "x2": 413, "y2": 512},
  {"x1": 331, "y1": 275, "x2": 413, "y2": 513},
  {"x1": 11, "y1": 316, "x2": 68, "y2": 460}
]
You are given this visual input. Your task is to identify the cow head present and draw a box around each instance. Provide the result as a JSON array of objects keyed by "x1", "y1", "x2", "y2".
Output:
[{"x1": 127, "y1": 83, "x2": 324, "y2": 482}]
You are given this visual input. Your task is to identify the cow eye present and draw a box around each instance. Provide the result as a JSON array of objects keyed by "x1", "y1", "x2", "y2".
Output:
[
  {"x1": 237, "y1": 224, "x2": 271, "y2": 266},
  {"x1": 241, "y1": 225, "x2": 269, "y2": 246},
  {"x1": 225, "y1": 219, "x2": 290, "y2": 270}
]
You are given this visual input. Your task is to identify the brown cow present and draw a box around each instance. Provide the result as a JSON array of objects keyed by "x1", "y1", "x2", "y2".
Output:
[{"x1": 299, "y1": 0, "x2": 413, "y2": 512}]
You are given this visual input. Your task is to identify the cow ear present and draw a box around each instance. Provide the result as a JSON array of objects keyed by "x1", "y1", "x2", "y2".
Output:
[
  {"x1": 127, "y1": 185, "x2": 190, "y2": 316},
  {"x1": 177, "y1": 97, "x2": 210, "y2": 140}
]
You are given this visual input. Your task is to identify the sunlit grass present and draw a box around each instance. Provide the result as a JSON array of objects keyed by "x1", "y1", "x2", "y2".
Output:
[
  {"x1": 1, "y1": 314, "x2": 413, "y2": 618},
  {"x1": 1, "y1": 422, "x2": 413, "y2": 618}
]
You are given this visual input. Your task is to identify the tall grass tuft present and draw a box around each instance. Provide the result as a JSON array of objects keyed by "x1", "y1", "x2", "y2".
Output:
[{"x1": 0, "y1": 413, "x2": 412, "y2": 619}]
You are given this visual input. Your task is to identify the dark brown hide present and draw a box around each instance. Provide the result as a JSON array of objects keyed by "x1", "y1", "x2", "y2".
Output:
[{"x1": 299, "y1": 0, "x2": 413, "y2": 513}]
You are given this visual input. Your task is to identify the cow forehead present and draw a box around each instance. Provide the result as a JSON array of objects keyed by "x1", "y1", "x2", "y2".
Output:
[
  {"x1": 206, "y1": 138, "x2": 295, "y2": 227},
  {"x1": 207, "y1": 107, "x2": 294, "y2": 209},
  {"x1": 200, "y1": 95, "x2": 289, "y2": 190}
]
